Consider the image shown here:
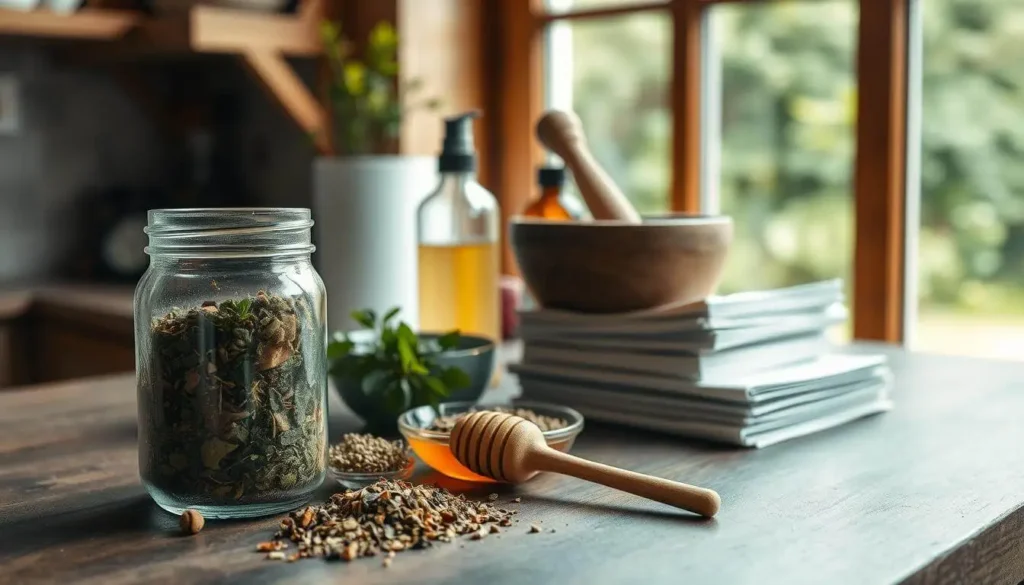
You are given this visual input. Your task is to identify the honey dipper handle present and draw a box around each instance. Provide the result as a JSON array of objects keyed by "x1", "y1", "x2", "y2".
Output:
[
  {"x1": 535, "y1": 110, "x2": 642, "y2": 223},
  {"x1": 528, "y1": 448, "x2": 721, "y2": 518}
]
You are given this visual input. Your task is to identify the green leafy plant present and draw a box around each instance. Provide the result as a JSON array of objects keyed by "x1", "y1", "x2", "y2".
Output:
[
  {"x1": 327, "y1": 307, "x2": 471, "y2": 415},
  {"x1": 320, "y1": 20, "x2": 441, "y2": 155}
]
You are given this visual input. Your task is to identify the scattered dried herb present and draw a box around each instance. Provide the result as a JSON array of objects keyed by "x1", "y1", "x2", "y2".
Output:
[
  {"x1": 262, "y1": 479, "x2": 514, "y2": 562},
  {"x1": 329, "y1": 433, "x2": 410, "y2": 474},
  {"x1": 179, "y1": 509, "x2": 204, "y2": 535},
  {"x1": 428, "y1": 408, "x2": 568, "y2": 433},
  {"x1": 140, "y1": 291, "x2": 326, "y2": 505}
]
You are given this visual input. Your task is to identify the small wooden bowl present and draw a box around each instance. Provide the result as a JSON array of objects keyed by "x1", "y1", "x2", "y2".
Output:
[{"x1": 510, "y1": 214, "x2": 733, "y2": 313}]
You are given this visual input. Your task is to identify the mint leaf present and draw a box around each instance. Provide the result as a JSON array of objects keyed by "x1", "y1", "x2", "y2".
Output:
[
  {"x1": 351, "y1": 309, "x2": 376, "y2": 329},
  {"x1": 397, "y1": 335, "x2": 416, "y2": 373},
  {"x1": 382, "y1": 306, "x2": 401, "y2": 326},
  {"x1": 236, "y1": 298, "x2": 252, "y2": 318},
  {"x1": 439, "y1": 366, "x2": 471, "y2": 390},
  {"x1": 423, "y1": 375, "x2": 449, "y2": 397},
  {"x1": 397, "y1": 322, "x2": 417, "y2": 347},
  {"x1": 326, "y1": 339, "x2": 355, "y2": 360},
  {"x1": 436, "y1": 330, "x2": 461, "y2": 351}
]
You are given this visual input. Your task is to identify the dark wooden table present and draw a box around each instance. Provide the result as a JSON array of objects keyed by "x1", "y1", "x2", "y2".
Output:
[{"x1": 2, "y1": 345, "x2": 1024, "y2": 585}]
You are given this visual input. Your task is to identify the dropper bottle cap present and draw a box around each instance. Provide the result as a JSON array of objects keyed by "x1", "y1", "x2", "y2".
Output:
[
  {"x1": 439, "y1": 111, "x2": 481, "y2": 173},
  {"x1": 538, "y1": 166, "x2": 566, "y2": 188}
]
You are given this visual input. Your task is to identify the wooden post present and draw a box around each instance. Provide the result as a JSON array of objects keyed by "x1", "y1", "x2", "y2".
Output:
[
  {"x1": 671, "y1": 0, "x2": 703, "y2": 213},
  {"x1": 493, "y1": 0, "x2": 544, "y2": 275},
  {"x1": 852, "y1": 0, "x2": 908, "y2": 342}
]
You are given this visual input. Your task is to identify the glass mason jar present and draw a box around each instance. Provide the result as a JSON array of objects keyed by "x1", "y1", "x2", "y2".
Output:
[{"x1": 135, "y1": 209, "x2": 328, "y2": 519}]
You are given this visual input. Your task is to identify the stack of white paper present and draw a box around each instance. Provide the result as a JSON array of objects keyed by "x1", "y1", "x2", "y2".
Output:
[{"x1": 511, "y1": 280, "x2": 893, "y2": 448}]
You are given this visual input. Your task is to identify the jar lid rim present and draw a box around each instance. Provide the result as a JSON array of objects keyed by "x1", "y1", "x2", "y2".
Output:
[{"x1": 145, "y1": 208, "x2": 314, "y2": 257}]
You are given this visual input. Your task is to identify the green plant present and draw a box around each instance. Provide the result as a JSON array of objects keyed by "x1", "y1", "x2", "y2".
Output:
[
  {"x1": 327, "y1": 307, "x2": 471, "y2": 414},
  {"x1": 320, "y1": 20, "x2": 441, "y2": 155}
]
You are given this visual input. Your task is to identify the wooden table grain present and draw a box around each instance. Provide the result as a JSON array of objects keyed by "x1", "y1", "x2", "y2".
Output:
[{"x1": 2, "y1": 346, "x2": 1023, "y2": 585}]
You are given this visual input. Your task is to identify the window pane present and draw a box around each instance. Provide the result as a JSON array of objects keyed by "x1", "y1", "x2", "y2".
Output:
[
  {"x1": 543, "y1": 13, "x2": 671, "y2": 214},
  {"x1": 545, "y1": 0, "x2": 666, "y2": 16},
  {"x1": 708, "y1": 1, "x2": 858, "y2": 305},
  {"x1": 912, "y1": 0, "x2": 1024, "y2": 360}
]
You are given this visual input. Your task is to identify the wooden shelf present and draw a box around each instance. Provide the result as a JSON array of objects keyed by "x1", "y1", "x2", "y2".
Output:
[
  {"x1": 122, "y1": 4, "x2": 321, "y2": 56},
  {"x1": 0, "y1": 3, "x2": 321, "y2": 55},
  {"x1": 0, "y1": 7, "x2": 140, "y2": 40},
  {"x1": 0, "y1": 2, "x2": 330, "y2": 154}
]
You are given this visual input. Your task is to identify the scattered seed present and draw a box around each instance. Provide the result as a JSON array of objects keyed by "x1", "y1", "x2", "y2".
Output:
[
  {"x1": 267, "y1": 551, "x2": 286, "y2": 560},
  {"x1": 529, "y1": 524, "x2": 541, "y2": 533},
  {"x1": 256, "y1": 541, "x2": 287, "y2": 552},
  {"x1": 510, "y1": 497, "x2": 521, "y2": 504},
  {"x1": 550, "y1": 528, "x2": 556, "y2": 533},
  {"x1": 487, "y1": 493, "x2": 499, "y2": 502},
  {"x1": 383, "y1": 557, "x2": 392, "y2": 568},
  {"x1": 489, "y1": 525, "x2": 501, "y2": 534},
  {"x1": 179, "y1": 509, "x2": 204, "y2": 535}
]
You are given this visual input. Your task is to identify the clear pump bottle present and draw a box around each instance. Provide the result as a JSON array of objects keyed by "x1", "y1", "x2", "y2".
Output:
[{"x1": 417, "y1": 112, "x2": 501, "y2": 345}]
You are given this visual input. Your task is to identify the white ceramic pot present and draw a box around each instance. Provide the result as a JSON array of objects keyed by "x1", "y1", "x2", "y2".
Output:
[{"x1": 313, "y1": 156, "x2": 437, "y2": 332}]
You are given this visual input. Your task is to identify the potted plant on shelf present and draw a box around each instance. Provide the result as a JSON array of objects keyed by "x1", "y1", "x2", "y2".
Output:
[
  {"x1": 328, "y1": 307, "x2": 496, "y2": 433},
  {"x1": 313, "y1": 21, "x2": 441, "y2": 332}
]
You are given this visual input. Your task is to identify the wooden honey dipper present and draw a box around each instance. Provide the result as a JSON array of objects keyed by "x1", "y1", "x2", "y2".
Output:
[{"x1": 450, "y1": 411, "x2": 721, "y2": 518}]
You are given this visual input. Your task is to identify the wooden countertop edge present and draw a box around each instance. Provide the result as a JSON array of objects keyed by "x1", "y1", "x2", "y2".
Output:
[
  {"x1": 0, "y1": 292, "x2": 33, "y2": 320},
  {"x1": 0, "y1": 285, "x2": 134, "y2": 326},
  {"x1": 0, "y1": 370, "x2": 135, "y2": 400}
]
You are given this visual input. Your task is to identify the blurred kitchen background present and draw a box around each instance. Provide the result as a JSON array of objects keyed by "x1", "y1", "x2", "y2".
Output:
[{"x1": 0, "y1": 0, "x2": 1021, "y2": 389}]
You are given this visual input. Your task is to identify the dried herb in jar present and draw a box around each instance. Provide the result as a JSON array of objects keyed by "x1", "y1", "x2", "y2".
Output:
[{"x1": 142, "y1": 291, "x2": 326, "y2": 503}]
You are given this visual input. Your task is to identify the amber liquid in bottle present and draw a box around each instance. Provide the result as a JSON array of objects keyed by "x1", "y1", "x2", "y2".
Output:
[
  {"x1": 524, "y1": 185, "x2": 574, "y2": 220},
  {"x1": 523, "y1": 165, "x2": 581, "y2": 220},
  {"x1": 417, "y1": 241, "x2": 501, "y2": 344}
]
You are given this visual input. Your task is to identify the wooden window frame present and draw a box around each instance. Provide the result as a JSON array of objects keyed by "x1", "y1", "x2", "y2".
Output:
[{"x1": 489, "y1": 0, "x2": 908, "y2": 343}]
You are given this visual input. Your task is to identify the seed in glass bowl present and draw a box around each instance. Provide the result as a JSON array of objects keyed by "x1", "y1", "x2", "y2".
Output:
[
  {"x1": 328, "y1": 433, "x2": 409, "y2": 474},
  {"x1": 427, "y1": 407, "x2": 568, "y2": 433}
]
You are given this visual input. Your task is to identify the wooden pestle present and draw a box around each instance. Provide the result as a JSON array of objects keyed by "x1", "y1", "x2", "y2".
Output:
[
  {"x1": 450, "y1": 412, "x2": 721, "y2": 518},
  {"x1": 535, "y1": 110, "x2": 643, "y2": 223}
]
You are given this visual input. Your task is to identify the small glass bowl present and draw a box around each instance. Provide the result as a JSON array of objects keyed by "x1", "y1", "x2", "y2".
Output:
[
  {"x1": 398, "y1": 401, "x2": 584, "y2": 482},
  {"x1": 328, "y1": 457, "x2": 416, "y2": 490}
]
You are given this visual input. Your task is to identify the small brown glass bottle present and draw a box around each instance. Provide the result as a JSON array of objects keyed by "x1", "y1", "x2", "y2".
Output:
[{"x1": 523, "y1": 166, "x2": 579, "y2": 220}]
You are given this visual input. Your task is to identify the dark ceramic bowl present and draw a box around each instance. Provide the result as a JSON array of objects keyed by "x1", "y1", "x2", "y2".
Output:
[{"x1": 330, "y1": 332, "x2": 496, "y2": 431}]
